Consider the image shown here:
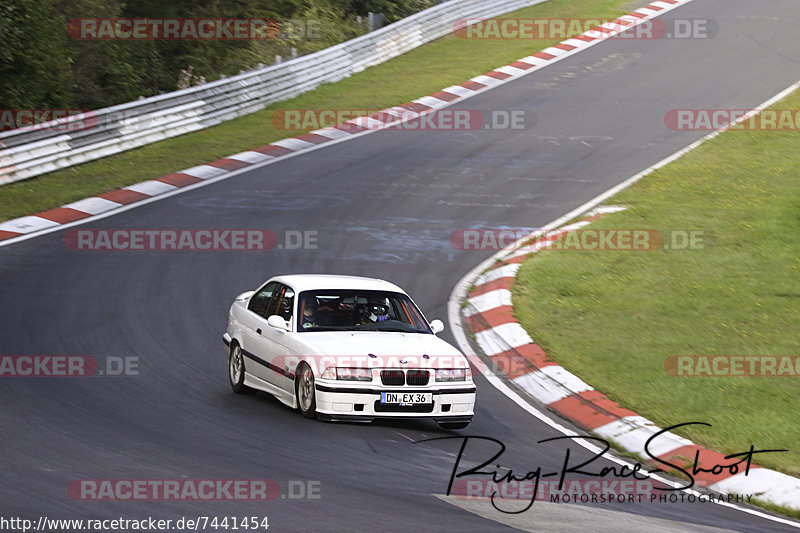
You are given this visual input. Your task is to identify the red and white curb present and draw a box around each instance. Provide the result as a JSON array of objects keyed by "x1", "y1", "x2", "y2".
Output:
[
  {"x1": 0, "y1": 0, "x2": 695, "y2": 246},
  {"x1": 462, "y1": 206, "x2": 800, "y2": 512}
]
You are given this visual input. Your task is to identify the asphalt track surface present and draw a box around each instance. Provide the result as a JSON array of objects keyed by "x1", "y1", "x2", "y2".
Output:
[{"x1": 2, "y1": 1, "x2": 800, "y2": 531}]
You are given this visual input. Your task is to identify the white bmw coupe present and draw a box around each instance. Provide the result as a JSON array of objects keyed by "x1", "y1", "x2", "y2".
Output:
[{"x1": 223, "y1": 274, "x2": 475, "y2": 429}]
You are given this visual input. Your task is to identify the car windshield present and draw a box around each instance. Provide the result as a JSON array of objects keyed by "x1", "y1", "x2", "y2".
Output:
[{"x1": 297, "y1": 290, "x2": 432, "y2": 334}]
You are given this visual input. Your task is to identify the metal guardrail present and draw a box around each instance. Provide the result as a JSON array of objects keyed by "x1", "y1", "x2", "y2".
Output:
[{"x1": 0, "y1": 0, "x2": 545, "y2": 185}]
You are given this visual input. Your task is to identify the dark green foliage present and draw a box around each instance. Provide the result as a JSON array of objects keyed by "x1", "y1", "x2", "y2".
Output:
[
  {"x1": 0, "y1": 0, "x2": 434, "y2": 110},
  {"x1": 0, "y1": 0, "x2": 75, "y2": 108}
]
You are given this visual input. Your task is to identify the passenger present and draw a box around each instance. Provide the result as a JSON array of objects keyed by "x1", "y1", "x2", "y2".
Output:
[{"x1": 301, "y1": 299, "x2": 318, "y2": 329}]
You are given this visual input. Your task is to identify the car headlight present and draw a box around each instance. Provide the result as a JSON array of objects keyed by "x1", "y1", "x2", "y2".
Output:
[
  {"x1": 435, "y1": 368, "x2": 470, "y2": 382},
  {"x1": 321, "y1": 367, "x2": 373, "y2": 381}
]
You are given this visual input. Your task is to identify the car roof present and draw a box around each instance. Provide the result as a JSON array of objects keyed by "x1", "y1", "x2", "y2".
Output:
[{"x1": 269, "y1": 274, "x2": 407, "y2": 294}]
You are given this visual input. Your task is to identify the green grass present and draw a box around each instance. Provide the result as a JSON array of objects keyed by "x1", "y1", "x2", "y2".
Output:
[
  {"x1": 512, "y1": 89, "x2": 800, "y2": 477},
  {"x1": 0, "y1": 0, "x2": 644, "y2": 221},
  {"x1": 751, "y1": 498, "x2": 800, "y2": 522}
]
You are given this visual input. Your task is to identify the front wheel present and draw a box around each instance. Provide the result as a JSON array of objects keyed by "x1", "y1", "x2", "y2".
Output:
[
  {"x1": 229, "y1": 344, "x2": 253, "y2": 394},
  {"x1": 296, "y1": 363, "x2": 317, "y2": 419}
]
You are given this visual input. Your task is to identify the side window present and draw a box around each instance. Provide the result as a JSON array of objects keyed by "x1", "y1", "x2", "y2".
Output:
[
  {"x1": 248, "y1": 282, "x2": 278, "y2": 317},
  {"x1": 266, "y1": 284, "x2": 294, "y2": 322}
]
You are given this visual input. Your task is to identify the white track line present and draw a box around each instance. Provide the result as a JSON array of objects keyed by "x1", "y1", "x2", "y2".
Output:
[{"x1": 447, "y1": 78, "x2": 800, "y2": 527}]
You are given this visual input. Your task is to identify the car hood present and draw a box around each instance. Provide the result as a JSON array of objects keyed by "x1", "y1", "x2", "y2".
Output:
[{"x1": 298, "y1": 331, "x2": 464, "y2": 361}]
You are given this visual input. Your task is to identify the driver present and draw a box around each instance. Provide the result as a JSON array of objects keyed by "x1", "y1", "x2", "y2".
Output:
[{"x1": 360, "y1": 303, "x2": 390, "y2": 324}]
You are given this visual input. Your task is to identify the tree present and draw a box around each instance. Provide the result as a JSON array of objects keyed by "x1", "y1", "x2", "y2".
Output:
[{"x1": 0, "y1": 0, "x2": 74, "y2": 108}]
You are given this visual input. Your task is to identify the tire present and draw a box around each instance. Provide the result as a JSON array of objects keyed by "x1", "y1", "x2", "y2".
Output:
[
  {"x1": 438, "y1": 421, "x2": 470, "y2": 430},
  {"x1": 296, "y1": 363, "x2": 317, "y2": 419},
  {"x1": 229, "y1": 343, "x2": 253, "y2": 394}
]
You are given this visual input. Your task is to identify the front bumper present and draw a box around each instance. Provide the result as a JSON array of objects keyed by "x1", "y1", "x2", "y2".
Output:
[{"x1": 314, "y1": 382, "x2": 476, "y2": 420}]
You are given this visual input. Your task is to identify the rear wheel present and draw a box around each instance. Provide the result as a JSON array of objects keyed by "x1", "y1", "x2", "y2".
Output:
[
  {"x1": 229, "y1": 343, "x2": 253, "y2": 394},
  {"x1": 296, "y1": 363, "x2": 317, "y2": 419}
]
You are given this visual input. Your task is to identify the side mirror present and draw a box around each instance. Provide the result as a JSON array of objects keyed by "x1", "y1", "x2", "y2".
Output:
[
  {"x1": 267, "y1": 315, "x2": 291, "y2": 332},
  {"x1": 430, "y1": 319, "x2": 445, "y2": 334},
  {"x1": 235, "y1": 290, "x2": 255, "y2": 301}
]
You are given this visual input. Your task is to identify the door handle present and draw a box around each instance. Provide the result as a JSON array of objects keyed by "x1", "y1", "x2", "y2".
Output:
[{"x1": 256, "y1": 328, "x2": 262, "y2": 335}]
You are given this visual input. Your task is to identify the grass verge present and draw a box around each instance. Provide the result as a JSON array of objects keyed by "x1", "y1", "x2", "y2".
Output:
[
  {"x1": 0, "y1": 0, "x2": 643, "y2": 222},
  {"x1": 512, "y1": 88, "x2": 800, "y2": 476}
]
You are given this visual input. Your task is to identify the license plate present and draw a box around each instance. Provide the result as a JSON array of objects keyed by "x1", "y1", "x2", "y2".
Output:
[{"x1": 381, "y1": 392, "x2": 433, "y2": 404}]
